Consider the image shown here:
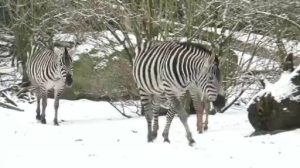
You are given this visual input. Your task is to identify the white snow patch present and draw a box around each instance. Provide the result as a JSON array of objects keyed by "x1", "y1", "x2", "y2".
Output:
[
  {"x1": 203, "y1": 27, "x2": 300, "y2": 56},
  {"x1": 234, "y1": 50, "x2": 280, "y2": 71},
  {"x1": 0, "y1": 67, "x2": 15, "y2": 74},
  {"x1": 0, "y1": 41, "x2": 8, "y2": 45},
  {"x1": 67, "y1": 31, "x2": 137, "y2": 60},
  {"x1": 1, "y1": 99, "x2": 300, "y2": 168},
  {"x1": 53, "y1": 33, "x2": 77, "y2": 43},
  {"x1": 248, "y1": 66, "x2": 300, "y2": 106}
]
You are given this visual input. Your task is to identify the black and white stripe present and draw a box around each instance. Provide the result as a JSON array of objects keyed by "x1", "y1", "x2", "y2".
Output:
[
  {"x1": 26, "y1": 45, "x2": 73, "y2": 125},
  {"x1": 133, "y1": 41, "x2": 225, "y2": 145}
]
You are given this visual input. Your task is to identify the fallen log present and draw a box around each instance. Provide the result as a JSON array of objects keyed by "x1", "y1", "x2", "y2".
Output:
[{"x1": 247, "y1": 53, "x2": 300, "y2": 135}]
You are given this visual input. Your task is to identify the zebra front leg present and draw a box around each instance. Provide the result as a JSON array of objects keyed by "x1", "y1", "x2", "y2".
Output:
[
  {"x1": 53, "y1": 89, "x2": 63, "y2": 126},
  {"x1": 176, "y1": 102, "x2": 195, "y2": 145},
  {"x1": 162, "y1": 109, "x2": 176, "y2": 143},
  {"x1": 54, "y1": 98, "x2": 59, "y2": 126},
  {"x1": 151, "y1": 105, "x2": 160, "y2": 140},
  {"x1": 178, "y1": 113, "x2": 195, "y2": 145},
  {"x1": 140, "y1": 94, "x2": 154, "y2": 142},
  {"x1": 41, "y1": 92, "x2": 48, "y2": 124},
  {"x1": 196, "y1": 101, "x2": 205, "y2": 133},
  {"x1": 190, "y1": 92, "x2": 205, "y2": 133},
  {"x1": 208, "y1": 102, "x2": 217, "y2": 115},
  {"x1": 203, "y1": 100, "x2": 210, "y2": 131},
  {"x1": 145, "y1": 109, "x2": 153, "y2": 142}
]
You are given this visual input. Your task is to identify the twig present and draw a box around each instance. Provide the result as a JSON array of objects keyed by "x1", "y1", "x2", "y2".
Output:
[
  {"x1": 220, "y1": 89, "x2": 245, "y2": 113},
  {"x1": 0, "y1": 101, "x2": 24, "y2": 112},
  {"x1": 0, "y1": 85, "x2": 19, "y2": 93},
  {"x1": 108, "y1": 101, "x2": 132, "y2": 118},
  {"x1": 16, "y1": 85, "x2": 35, "y2": 97},
  {"x1": 1, "y1": 92, "x2": 18, "y2": 107},
  {"x1": 254, "y1": 11, "x2": 300, "y2": 31}
]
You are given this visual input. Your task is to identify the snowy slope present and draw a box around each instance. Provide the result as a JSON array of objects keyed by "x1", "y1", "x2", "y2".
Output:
[{"x1": 1, "y1": 99, "x2": 300, "y2": 168}]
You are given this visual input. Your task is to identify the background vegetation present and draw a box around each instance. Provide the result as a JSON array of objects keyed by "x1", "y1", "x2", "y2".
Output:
[{"x1": 0, "y1": 0, "x2": 299, "y2": 102}]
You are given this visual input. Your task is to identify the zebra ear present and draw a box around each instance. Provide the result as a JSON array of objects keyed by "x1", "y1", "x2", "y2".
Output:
[
  {"x1": 67, "y1": 46, "x2": 76, "y2": 57},
  {"x1": 214, "y1": 57, "x2": 219, "y2": 66},
  {"x1": 64, "y1": 47, "x2": 68, "y2": 54}
]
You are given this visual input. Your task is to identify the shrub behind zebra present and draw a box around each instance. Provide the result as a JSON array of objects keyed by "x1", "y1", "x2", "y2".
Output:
[
  {"x1": 133, "y1": 41, "x2": 226, "y2": 145},
  {"x1": 26, "y1": 45, "x2": 74, "y2": 125}
]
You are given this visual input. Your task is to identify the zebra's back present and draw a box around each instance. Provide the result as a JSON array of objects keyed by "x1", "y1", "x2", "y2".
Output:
[{"x1": 133, "y1": 41, "x2": 211, "y2": 96}]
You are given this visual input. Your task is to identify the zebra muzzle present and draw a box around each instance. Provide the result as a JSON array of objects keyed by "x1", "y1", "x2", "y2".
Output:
[
  {"x1": 65, "y1": 74, "x2": 73, "y2": 87},
  {"x1": 212, "y1": 94, "x2": 226, "y2": 110}
]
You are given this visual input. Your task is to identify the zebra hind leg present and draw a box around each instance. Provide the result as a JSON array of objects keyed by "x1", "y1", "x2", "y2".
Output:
[
  {"x1": 35, "y1": 90, "x2": 41, "y2": 121},
  {"x1": 40, "y1": 92, "x2": 48, "y2": 124},
  {"x1": 162, "y1": 108, "x2": 176, "y2": 143}
]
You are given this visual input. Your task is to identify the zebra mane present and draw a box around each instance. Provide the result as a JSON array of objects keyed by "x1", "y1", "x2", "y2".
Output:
[
  {"x1": 137, "y1": 40, "x2": 211, "y2": 54},
  {"x1": 136, "y1": 40, "x2": 164, "y2": 55},
  {"x1": 177, "y1": 41, "x2": 212, "y2": 55}
]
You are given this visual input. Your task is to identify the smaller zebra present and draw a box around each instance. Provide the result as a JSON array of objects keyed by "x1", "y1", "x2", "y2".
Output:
[{"x1": 26, "y1": 45, "x2": 74, "y2": 125}]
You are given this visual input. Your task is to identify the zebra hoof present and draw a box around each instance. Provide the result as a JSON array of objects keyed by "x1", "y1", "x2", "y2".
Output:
[
  {"x1": 188, "y1": 139, "x2": 195, "y2": 146},
  {"x1": 147, "y1": 138, "x2": 153, "y2": 143},
  {"x1": 147, "y1": 135, "x2": 154, "y2": 142},
  {"x1": 151, "y1": 132, "x2": 158, "y2": 140},
  {"x1": 209, "y1": 109, "x2": 217, "y2": 115},
  {"x1": 36, "y1": 115, "x2": 41, "y2": 120},
  {"x1": 54, "y1": 120, "x2": 59, "y2": 126},
  {"x1": 41, "y1": 118, "x2": 47, "y2": 124},
  {"x1": 163, "y1": 139, "x2": 170, "y2": 143}
]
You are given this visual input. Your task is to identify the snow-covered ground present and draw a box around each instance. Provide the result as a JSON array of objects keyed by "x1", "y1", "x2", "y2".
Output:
[{"x1": 1, "y1": 99, "x2": 300, "y2": 168}]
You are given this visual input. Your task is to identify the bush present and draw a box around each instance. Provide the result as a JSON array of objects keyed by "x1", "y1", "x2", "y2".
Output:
[{"x1": 63, "y1": 51, "x2": 139, "y2": 101}]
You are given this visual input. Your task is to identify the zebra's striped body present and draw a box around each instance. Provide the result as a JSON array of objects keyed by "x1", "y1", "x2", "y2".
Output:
[
  {"x1": 26, "y1": 45, "x2": 73, "y2": 125},
  {"x1": 133, "y1": 41, "x2": 225, "y2": 145}
]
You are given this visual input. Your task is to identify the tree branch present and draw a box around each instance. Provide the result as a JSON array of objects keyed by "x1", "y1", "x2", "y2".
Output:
[
  {"x1": 0, "y1": 101, "x2": 24, "y2": 112},
  {"x1": 108, "y1": 101, "x2": 132, "y2": 118},
  {"x1": 220, "y1": 89, "x2": 245, "y2": 113},
  {"x1": 252, "y1": 11, "x2": 300, "y2": 31}
]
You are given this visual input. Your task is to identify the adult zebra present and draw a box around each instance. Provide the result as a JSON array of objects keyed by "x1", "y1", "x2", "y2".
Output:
[
  {"x1": 133, "y1": 41, "x2": 225, "y2": 145},
  {"x1": 26, "y1": 45, "x2": 74, "y2": 125}
]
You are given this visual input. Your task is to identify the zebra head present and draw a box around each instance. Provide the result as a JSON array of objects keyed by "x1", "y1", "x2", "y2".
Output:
[
  {"x1": 204, "y1": 56, "x2": 226, "y2": 110},
  {"x1": 59, "y1": 47, "x2": 73, "y2": 87}
]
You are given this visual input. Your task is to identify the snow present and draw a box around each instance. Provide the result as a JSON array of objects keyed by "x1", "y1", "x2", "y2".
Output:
[
  {"x1": 234, "y1": 50, "x2": 280, "y2": 71},
  {"x1": 203, "y1": 27, "x2": 300, "y2": 56},
  {"x1": 53, "y1": 33, "x2": 77, "y2": 43},
  {"x1": 54, "y1": 31, "x2": 137, "y2": 62},
  {"x1": 248, "y1": 65, "x2": 300, "y2": 106},
  {"x1": 1, "y1": 99, "x2": 300, "y2": 168}
]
